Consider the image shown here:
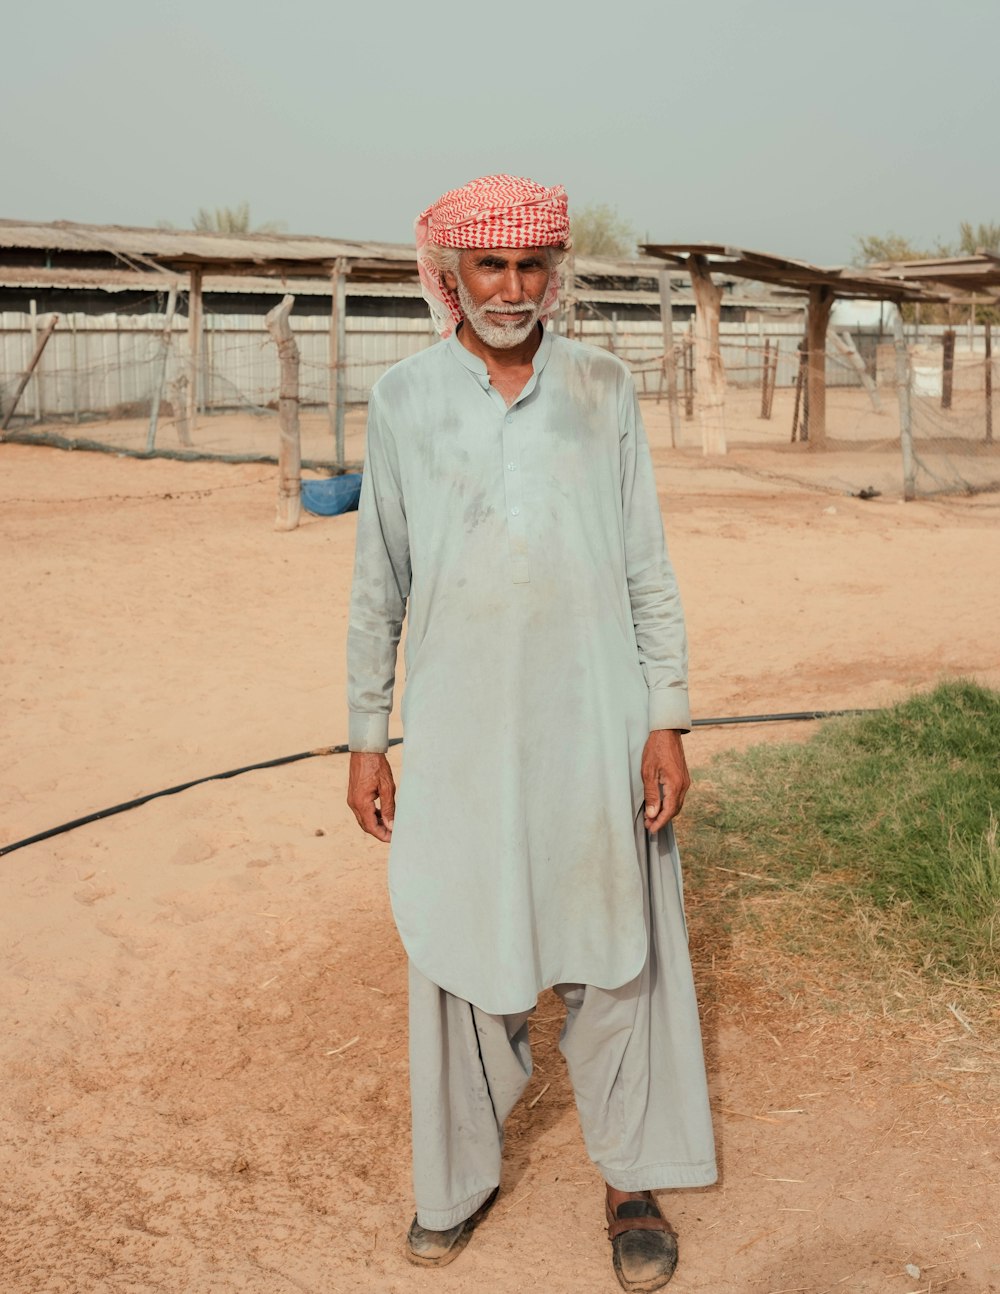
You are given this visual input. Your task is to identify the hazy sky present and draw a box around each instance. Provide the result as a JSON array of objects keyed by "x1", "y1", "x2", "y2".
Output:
[{"x1": 4, "y1": 0, "x2": 997, "y2": 265}]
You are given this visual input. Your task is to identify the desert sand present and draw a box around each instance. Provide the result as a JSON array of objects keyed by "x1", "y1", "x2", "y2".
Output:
[{"x1": 2, "y1": 399, "x2": 999, "y2": 1293}]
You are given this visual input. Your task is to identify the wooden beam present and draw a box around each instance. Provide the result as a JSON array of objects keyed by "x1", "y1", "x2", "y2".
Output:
[
  {"x1": 805, "y1": 284, "x2": 833, "y2": 449},
  {"x1": 1, "y1": 313, "x2": 58, "y2": 432},
  {"x1": 329, "y1": 257, "x2": 348, "y2": 469},
  {"x1": 687, "y1": 254, "x2": 726, "y2": 455},
  {"x1": 185, "y1": 265, "x2": 202, "y2": 442},
  {"x1": 831, "y1": 329, "x2": 881, "y2": 412},
  {"x1": 658, "y1": 270, "x2": 680, "y2": 447}
]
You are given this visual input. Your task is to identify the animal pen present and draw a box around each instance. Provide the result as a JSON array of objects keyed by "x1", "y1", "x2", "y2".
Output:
[{"x1": 2, "y1": 220, "x2": 998, "y2": 510}]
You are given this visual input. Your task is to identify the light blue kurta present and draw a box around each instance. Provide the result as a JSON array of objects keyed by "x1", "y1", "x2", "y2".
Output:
[{"x1": 347, "y1": 327, "x2": 691, "y2": 1015}]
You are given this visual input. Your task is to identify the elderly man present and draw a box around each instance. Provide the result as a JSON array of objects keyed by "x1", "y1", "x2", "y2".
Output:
[{"x1": 346, "y1": 174, "x2": 716, "y2": 1292}]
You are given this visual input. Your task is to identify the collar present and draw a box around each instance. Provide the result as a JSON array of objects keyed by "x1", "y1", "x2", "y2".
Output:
[{"x1": 447, "y1": 324, "x2": 555, "y2": 403}]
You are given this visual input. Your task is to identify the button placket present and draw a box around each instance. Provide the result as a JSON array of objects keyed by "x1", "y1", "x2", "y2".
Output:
[{"x1": 501, "y1": 407, "x2": 529, "y2": 584}]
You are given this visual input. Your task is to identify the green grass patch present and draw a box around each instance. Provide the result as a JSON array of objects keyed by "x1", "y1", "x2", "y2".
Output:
[{"x1": 687, "y1": 679, "x2": 1000, "y2": 987}]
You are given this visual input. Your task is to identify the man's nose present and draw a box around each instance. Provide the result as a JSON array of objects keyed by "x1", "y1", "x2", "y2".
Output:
[{"x1": 499, "y1": 267, "x2": 526, "y2": 302}]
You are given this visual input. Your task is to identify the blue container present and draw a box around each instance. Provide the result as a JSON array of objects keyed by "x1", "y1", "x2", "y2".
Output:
[{"x1": 301, "y1": 473, "x2": 363, "y2": 516}]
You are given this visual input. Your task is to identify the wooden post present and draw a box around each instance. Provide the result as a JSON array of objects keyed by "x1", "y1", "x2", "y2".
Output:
[
  {"x1": 69, "y1": 313, "x2": 79, "y2": 424},
  {"x1": 986, "y1": 323, "x2": 993, "y2": 444},
  {"x1": 185, "y1": 265, "x2": 202, "y2": 442},
  {"x1": 805, "y1": 284, "x2": 833, "y2": 449},
  {"x1": 1, "y1": 313, "x2": 59, "y2": 432},
  {"x1": 28, "y1": 300, "x2": 42, "y2": 422},
  {"x1": 657, "y1": 270, "x2": 680, "y2": 448},
  {"x1": 202, "y1": 314, "x2": 211, "y2": 415},
  {"x1": 759, "y1": 339, "x2": 771, "y2": 418},
  {"x1": 170, "y1": 373, "x2": 189, "y2": 445},
  {"x1": 683, "y1": 326, "x2": 694, "y2": 418},
  {"x1": 831, "y1": 329, "x2": 881, "y2": 412},
  {"x1": 146, "y1": 282, "x2": 179, "y2": 451},
  {"x1": 265, "y1": 294, "x2": 302, "y2": 532},
  {"x1": 941, "y1": 329, "x2": 956, "y2": 410},
  {"x1": 766, "y1": 344, "x2": 778, "y2": 419},
  {"x1": 791, "y1": 341, "x2": 807, "y2": 442},
  {"x1": 329, "y1": 257, "x2": 348, "y2": 469},
  {"x1": 687, "y1": 255, "x2": 726, "y2": 455},
  {"x1": 893, "y1": 313, "x2": 916, "y2": 501}
]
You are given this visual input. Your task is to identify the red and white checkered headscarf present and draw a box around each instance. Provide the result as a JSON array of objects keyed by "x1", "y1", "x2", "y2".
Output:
[{"x1": 416, "y1": 174, "x2": 570, "y2": 338}]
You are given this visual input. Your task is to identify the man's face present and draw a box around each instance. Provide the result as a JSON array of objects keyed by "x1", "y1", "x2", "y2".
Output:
[{"x1": 444, "y1": 248, "x2": 551, "y2": 350}]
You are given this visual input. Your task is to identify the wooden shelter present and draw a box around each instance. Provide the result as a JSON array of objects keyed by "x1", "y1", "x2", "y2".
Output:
[
  {"x1": 863, "y1": 252, "x2": 1000, "y2": 300},
  {"x1": 641, "y1": 243, "x2": 943, "y2": 451},
  {"x1": 0, "y1": 218, "x2": 420, "y2": 457}
]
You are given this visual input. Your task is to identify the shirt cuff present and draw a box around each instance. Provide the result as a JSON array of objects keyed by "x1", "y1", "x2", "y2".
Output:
[
  {"x1": 348, "y1": 711, "x2": 390, "y2": 752},
  {"x1": 648, "y1": 687, "x2": 691, "y2": 734}
]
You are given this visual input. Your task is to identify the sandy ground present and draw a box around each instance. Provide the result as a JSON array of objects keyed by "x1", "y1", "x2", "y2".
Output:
[{"x1": 2, "y1": 401, "x2": 1000, "y2": 1294}]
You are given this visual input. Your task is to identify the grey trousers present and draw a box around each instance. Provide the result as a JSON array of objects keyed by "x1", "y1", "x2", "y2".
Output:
[{"x1": 408, "y1": 820, "x2": 718, "y2": 1230}]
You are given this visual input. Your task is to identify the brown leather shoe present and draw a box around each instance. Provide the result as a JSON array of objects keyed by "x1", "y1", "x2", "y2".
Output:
[
  {"x1": 405, "y1": 1187, "x2": 500, "y2": 1267},
  {"x1": 606, "y1": 1191, "x2": 678, "y2": 1292}
]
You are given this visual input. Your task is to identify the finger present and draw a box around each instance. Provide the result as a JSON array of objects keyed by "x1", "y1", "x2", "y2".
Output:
[
  {"x1": 646, "y1": 795, "x2": 680, "y2": 833},
  {"x1": 647, "y1": 777, "x2": 684, "y2": 832},
  {"x1": 379, "y1": 771, "x2": 396, "y2": 832},
  {"x1": 642, "y1": 772, "x2": 662, "y2": 822},
  {"x1": 354, "y1": 794, "x2": 391, "y2": 843}
]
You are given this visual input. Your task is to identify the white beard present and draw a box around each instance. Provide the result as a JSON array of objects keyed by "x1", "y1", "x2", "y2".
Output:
[{"x1": 456, "y1": 276, "x2": 544, "y2": 349}]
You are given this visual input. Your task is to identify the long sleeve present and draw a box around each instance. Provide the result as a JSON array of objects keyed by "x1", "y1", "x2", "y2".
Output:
[
  {"x1": 619, "y1": 379, "x2": 691, "y2": 732},
  {"x1": 346, "y1": 388, "x2": 411, "y2": 752}
]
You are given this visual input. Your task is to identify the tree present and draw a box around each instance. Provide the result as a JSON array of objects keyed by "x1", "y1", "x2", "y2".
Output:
[
  {"x1": 191, "y1": 202, "x2": 285, "y2": 235},
  {"x1": 848, "y1": 231, "x2": 952, "y2": 266},
  {"x1": 958, "y1": 221, "x2": 1000, "y2": 255},
  {"x1": 570, "y1": 203, "x2": 636, "y2": 258},
  {"x1": 854, "y1": 221, "x2": 1000, "y2": 323}
]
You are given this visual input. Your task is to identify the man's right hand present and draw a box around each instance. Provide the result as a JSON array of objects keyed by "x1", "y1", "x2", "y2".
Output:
[{"x1": 347, "y1": 752, "x2": 396, "y2": 843}]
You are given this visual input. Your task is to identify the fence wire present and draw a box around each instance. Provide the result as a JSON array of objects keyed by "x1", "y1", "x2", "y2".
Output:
[{"x1": 1, "y1": 310, "x2": 996, "y2": 498}]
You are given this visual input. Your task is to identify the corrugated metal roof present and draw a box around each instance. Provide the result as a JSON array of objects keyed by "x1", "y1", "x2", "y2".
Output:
[
  {"x1": 0, "y1": 218, "x2": 417, "y2": 269},
  {"x1": 0, "y1": 220, "x2": 674, "y2": 284},
  {"x1": 0, "y1": 266, "x2": 804, "y2": 312}
]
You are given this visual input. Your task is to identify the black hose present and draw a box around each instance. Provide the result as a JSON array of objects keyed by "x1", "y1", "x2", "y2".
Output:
[
  {"x1": 694, "y1": 708, "x2": 877, "y2": 726},
  {"x1": 0, "y1": 710, "x2": 876, "y2": 859}
]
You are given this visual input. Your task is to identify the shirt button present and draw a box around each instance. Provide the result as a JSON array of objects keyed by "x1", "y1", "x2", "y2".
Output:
[
  {"x1": 505, "y1": 414, "x2": 513, "y2": 424},
  {"x1": 506, "y1": 462, "x2": 517, "y2": 471},
  {"x1": 510, "y1": 506, "x2": 520, "y2": 516}
]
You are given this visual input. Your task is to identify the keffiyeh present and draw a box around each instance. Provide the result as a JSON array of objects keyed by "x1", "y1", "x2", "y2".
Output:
[{"x1": 415, "y1": 174, "x2": 570, "y2": 338}]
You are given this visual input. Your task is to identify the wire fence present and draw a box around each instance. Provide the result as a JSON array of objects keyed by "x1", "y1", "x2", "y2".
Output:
[{"x1": 1, "y1": 308, "x2": 996, "y2": 498}]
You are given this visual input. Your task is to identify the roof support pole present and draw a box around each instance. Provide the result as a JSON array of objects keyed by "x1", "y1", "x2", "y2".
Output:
[
  {"x1": 146, "y1": 282, "x2": 179, "y2": 451},
  {"x1": 329, "y1": 257, "x2": 347, "y2": 470},
  {"x1": 687, "y1": 254, "x2": 726, "y2": 455},
  {"x1": 657, "y1": 269, "x2": 680, "y2": 447},
  {"x1": 806, "y1": 284, "x2": 833, "y2": 450},
  {"x1": 893, "y1": 312, "x2": 916, "y2": 500},
  {"x1": 185, "y1": 266, "x2": 202, "y2": 443}
]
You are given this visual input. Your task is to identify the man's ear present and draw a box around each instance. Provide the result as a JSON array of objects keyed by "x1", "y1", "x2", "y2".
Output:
[{"x1": 442, "y1": 268, "x2": 458, "y2": 291}]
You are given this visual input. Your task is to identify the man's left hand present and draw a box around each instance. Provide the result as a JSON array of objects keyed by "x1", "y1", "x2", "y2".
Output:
[{"x1": 641, "y1": 729, "x2": 691, "y2": 833}]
